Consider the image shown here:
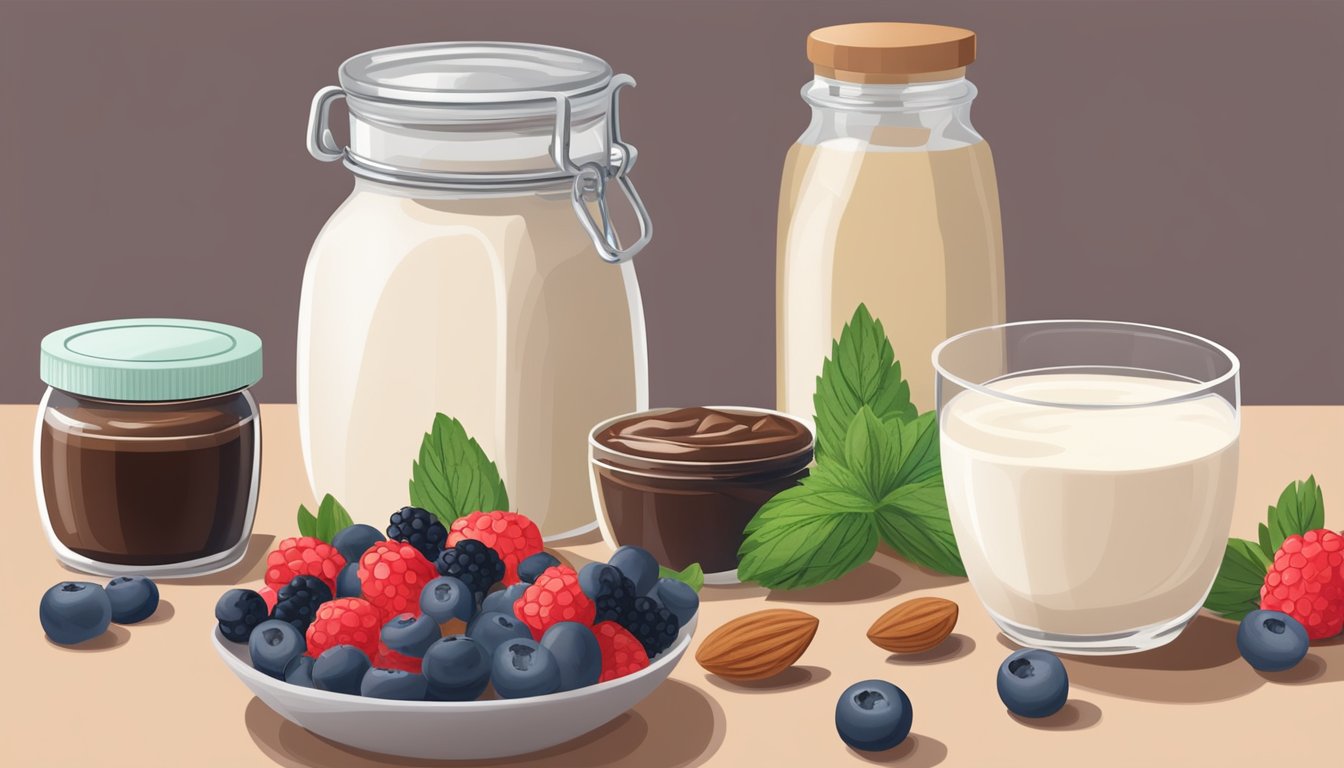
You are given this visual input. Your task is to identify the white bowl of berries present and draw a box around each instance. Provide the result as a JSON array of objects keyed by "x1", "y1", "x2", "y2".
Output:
[{"x1": 212, "y1": 510, "x2": 700, "y2": 760}]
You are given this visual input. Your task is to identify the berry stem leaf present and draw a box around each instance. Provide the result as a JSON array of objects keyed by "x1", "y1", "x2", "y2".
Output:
[
  {"x1": 408, "y1": 414, "x2": 510, "y2": 527},
  {"x1": 1204, "y1": 537, "x2": 1272, "y2": 621},
  {"x1": 315, "y1": 494, "x2": 354, "y2": 543},
  {"x1": 1263, "y1": 476, "x2": 1325, "y2": 558},
  {"x1": 659, "y1": 563, "x2": 705, "y2": 592},
  {"x1": 875, "y1": 478, "x2": 965, "y2": 577},
  {"x1": 297, "y1": 504, "x2": 318, "y2": 539},
  {"x1": 812, "y1": 304, "x2": 916, "y2": 464}
]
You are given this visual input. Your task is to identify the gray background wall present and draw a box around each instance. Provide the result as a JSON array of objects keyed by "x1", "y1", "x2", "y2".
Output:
[{"x1": 2, "y1": 0, "x2": 1341, "y2": 405}]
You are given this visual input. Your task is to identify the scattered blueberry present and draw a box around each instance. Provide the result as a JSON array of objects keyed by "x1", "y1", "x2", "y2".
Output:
[
  {"x1": 420, "y1": 576, "x2": 477, "y2": 625},
  {"x1": 284, "y1": 655, "x2": 315, "y2": 688},
  {"x1": 336, "y1": 562, "x2": 362, "y2": 598},
  {"x1": 361, "y1": 668, "x2": 429, "y2": 700},
  {"x1": 436, "y1": 540, "x2": 506, "y2": 604},
  {"x1": 381, "y1": 613, "x2": 441, "y2": 657},
  {"x1": 518, "y1": 552, "x2": 561, "y2": 584},
  {"x1": 270, "y1": 575, "x2": 332, "y2": 633},
  {"x1": 835, "y1": 680, "x2": 913, "y2": 752},
  {"x1": 249, "y1": 619, "x2": 306, "y2": 679},
  {"x1": 481, "y1": 583, "x2": 528, "y2": 616},
  {"x1": 312, "y1": 644, "x2": 371, "y2": 695},
  {"x1": 579, "y1": 563, "x2": 637, "y2": 623},
  {"x1": 619, "y1": 595, "x2": 678, "y2": 657},
  {"x1": 215, "y1": 588, "x2": 268, "y2": 643},
  {"x1": 466, "y1": 611, "x2": 532, "y2": 656},
  {"x1": 997, "y1": 649, "x2": 1069, "y2": 718},
  {"x1": 492, "y1": 639, "x2": 561, "y2": 699},
  {"x1": 105, "y1": 576, "x2": 159, "y2": 624},
  {"x1": 422, "y1": 635, "x2": 491, "y2": 701},
  {"x1": 540, "y1": 622, "x2": 602, "y2": 691},
  {"x1": 331, "y1": 523, "x2": 386, "y2": 565},
  {"x1": 650, "y1": 578, "x2": 698, "y2": 628},
  {"x1": 39, "y1": 582, "x2": 112, "y2": 645},
  {"x1": 1237, "y1": 610, "x2": 1310, "y2": 672},
  {"x1": 608, "y1": 545, "x2": 659, "y2": 595},
  {"x1": 387, "y1": 506, "x2": 448, "y2": 563}
]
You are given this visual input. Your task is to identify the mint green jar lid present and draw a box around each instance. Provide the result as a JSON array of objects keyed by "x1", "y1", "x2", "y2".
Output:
[{"x1": 40, "y1": 319, "x2": 262, "y2": 402}]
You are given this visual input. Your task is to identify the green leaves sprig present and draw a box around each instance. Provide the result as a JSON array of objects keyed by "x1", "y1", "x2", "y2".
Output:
[
  {"x1": 297, "y1": 494, "x2": 354, "y2": 543},
  {"x1": 659, "y1": 563, "x2": 705, "y2": 592},
  {"x1": 408, "y1": 414, "x2": 510, "y2": 527},
  {"x1": 737, "y1": 305, "x2": 964, "y2": 590}
]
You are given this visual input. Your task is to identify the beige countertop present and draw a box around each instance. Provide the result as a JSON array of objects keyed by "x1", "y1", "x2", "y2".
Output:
[{"x1": 3, "y1": 404, "x2": 1340, "y2": 767}]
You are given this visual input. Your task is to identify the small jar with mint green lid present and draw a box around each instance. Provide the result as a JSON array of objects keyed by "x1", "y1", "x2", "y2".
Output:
[{"x1": 35, "y1": 318, "x2": 263, "y2": 577}]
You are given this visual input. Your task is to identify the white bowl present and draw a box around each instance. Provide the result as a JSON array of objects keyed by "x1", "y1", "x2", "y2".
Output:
[{"x1": 213, "y1": 617, "x2": 697, "y2": 760}]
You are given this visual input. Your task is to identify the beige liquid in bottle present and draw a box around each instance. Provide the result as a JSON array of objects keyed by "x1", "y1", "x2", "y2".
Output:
[{"x1": 777, "y1": 139, "x2": 1004, "y2": 416}]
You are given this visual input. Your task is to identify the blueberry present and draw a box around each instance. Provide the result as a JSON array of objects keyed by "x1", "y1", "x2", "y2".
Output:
[
  {"x1": 361, "y1": 668, "x2": 429, "y2": 700},
  {"x1": 249, "y1": 620, "x2": 306, "y2": 679},
  {"x1": 835, "y1": 680, "x2": 913, "y2": 752},
  {"x1": 312, "y1": 644, "x2": 371, "y2": 695},
  {"x1": 651, "y1": 578, "x2": 698, "y2": 628},
  {"x1": 331, "y1": 523, "x2": 386, "y2": 565},
  {"x1": 420, "y1": 576, "x2": 477, "y2": 625},
  {"x1": 1237, "y1": 610, "x2": 1309, "y2": 671},
  {"x1": 518, "y1": 552, "x2": 561, "y2": 584},
  {"x1": 284, "y1": 656, "x2": 315, "y2": 688},
  {"x1": 381, "y1": 613, "x2": 441, "y2": 657},
  {"x1": 540, "y1": 622, "x2": 602, "y2": 691},
  {"x1": 105, "y1": 576, "x2": 159, "y2": 624},
  {"x1": 466, "y1": 611, "x2": 531, "y2": 656},
  {"x1": 580, "y1": 563, "x2": 637, "y2": 623},
  {"x1": 40, "y1": 582, "x2": 112, "y2": 645},
  {"x1": 215, "y1": 588, "x2": 268, "y2": 643},
  {"x1": 336, "y1": 562, "x2": 362, "y2": 598},
  {"x1": 481, "y1": 583, "x2": 528, "y2": 617},
  {"x1": 608, "y1": 546, "x2": 659, "y2": 595},
  {"x1": 492, "y1": 639, "x2": 561, "y2": 699},
  {"x1": 422, "y1": 635, "x2": 491, "y2": 701},
  {"x1": 997, "y1": 649, "x2": 1068, "y2": 718}
]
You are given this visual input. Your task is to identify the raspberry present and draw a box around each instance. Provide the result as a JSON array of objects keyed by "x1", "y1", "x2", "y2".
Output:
[
  {"x1": 386, "y1": 506, "x2": 448, "y2": 563},
  {"x1": 264, "y1": 536, "x2": 346, "y2": 594},
  {"x1": 270, "y1": 575, "x2": 333, "y2": 633},
  {"x1": 258, "y1": 586, "x2": 278, "y2": 613},
  {"x1": 514, "y1": 566, "x2": 596, "y2": 640},
  {"x1": 447, "y1": 511, "x2": 543, "y2": 585},
  {"x1": 359, "y1": 541, "x2": 439, "y2": 620},
  {"x1": 594, "y1": 621, "x2": 649, "y2": 683},
  {"x1": 1260, "y1": 529, "x2": 1344, "y2": 640},
  {"x1": 305, "y1": 597, "x2": 381, "y2": 658},
  {"x1": 436, "y1": 540, "x2": 506, "y2": 604},
  {"x1": 375, "y1": 641, "x2": 423, "y2": 674},
  {"x1": 619, "y1": 596, "x2": 679, "y2": 657}
]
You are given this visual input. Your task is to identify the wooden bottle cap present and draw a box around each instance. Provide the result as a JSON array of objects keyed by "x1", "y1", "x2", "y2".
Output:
[{"x1": 807, "y1": 22, "x2": 977, "y2": 83}]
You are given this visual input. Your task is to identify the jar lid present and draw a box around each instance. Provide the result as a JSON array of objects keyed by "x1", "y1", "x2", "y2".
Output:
[
  {"x1": 807, "y1": 22, "x2": 976, "y2": 83},
  {"x1": 40, "y1": 319, "x2": 262, "y2": 402}
]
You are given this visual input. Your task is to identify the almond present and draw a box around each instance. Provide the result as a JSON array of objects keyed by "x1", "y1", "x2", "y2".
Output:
[
  {"x1": 695, "y1": 609, "x2": 819, "y2": 680},
  {"x1": 867, "y1": 597, "x2": 958, "y2": 653}
]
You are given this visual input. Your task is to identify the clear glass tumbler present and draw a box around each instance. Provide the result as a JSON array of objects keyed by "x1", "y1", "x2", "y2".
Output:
[{"x1": 933, "y1": 320, "x2": 1240, "y2": 654}]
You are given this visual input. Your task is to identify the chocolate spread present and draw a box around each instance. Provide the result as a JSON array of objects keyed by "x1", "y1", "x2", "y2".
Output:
[{"x1": 591, "y1": 407, "x2": 813, "y2": 576}]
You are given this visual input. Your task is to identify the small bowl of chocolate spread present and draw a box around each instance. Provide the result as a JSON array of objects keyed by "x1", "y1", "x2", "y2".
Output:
[{"x1": 588, "y1": 406, "x2": 813, "y2": 583}]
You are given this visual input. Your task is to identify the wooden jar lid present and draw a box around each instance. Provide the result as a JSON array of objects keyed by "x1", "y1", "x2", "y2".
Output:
[{"x1": 807, "y1": 22, "x2": 976, "y2": 83}]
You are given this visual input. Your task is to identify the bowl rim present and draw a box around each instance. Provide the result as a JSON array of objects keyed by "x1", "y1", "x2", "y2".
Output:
[{"x1": 212, "y1": 615, "x2": 696, "y2": 710}]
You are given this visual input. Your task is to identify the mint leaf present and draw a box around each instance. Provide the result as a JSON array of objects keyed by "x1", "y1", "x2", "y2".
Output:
[
  {"x1": 737, "y1": 473, "x2": 878, "y2": 589},
  {"x1": 875, "y1": 478, "x2": 964, "y2": 576},
  {"x1": 812, "y1": 304, "x2": 916, "y2": 462},
  {"x1": 1263, "y1": 476, "x2": 1325, "y2": 557},
  {"x1": 314, "y1": 494, "x2": 354, "y2": 543},
  {"x1": 408, "y1": 414, "x2": 509, "y2": 526},
  {"x1": 297, "y1": 504, "x2": 318, "y2": 538},
  {"x1": 1204, "y1": 538, "x2": 1272, "y2": 620},
  {"x1": 659, "y1": 563, "x2": 705, "y2": 592}
]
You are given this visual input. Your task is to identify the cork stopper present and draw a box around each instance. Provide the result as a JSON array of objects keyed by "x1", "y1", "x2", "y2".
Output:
[{"x1": 807, "y1": 22, "x2": 977, "y2": 84}]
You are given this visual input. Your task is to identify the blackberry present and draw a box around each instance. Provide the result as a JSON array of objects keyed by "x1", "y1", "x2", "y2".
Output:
[
  {"x1": 270, "y1": 575, "x2": 332, "y2": 633},
  {"x1": 386, "y1": 506, "x2": 448, "y2": 562},
  {"x1": 215, "y1": 588, "x2": 268, "y2": 643},
  {"x1": 579, "y1": 563, "x2": 637, "y2": 624},
  {"x1": 435, "y1": 540, "x2": 505, "y2": 603},
  {"x1": 619, "y1": 596, "x2": 678, "y2": 657}
]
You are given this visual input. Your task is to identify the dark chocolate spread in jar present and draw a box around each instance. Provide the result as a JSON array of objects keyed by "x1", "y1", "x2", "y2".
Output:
[
  {"x1": 36, "y1": 319, "x2": 263, "y2": 577},
  {"x1": 589, "y1": 407, "x2": 813, "y2": 577}
]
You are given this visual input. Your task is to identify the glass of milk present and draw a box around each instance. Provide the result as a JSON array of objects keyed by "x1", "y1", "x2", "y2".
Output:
[{"x1": 933, "y1": 321, "x2": 1240, "y2": 654}]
